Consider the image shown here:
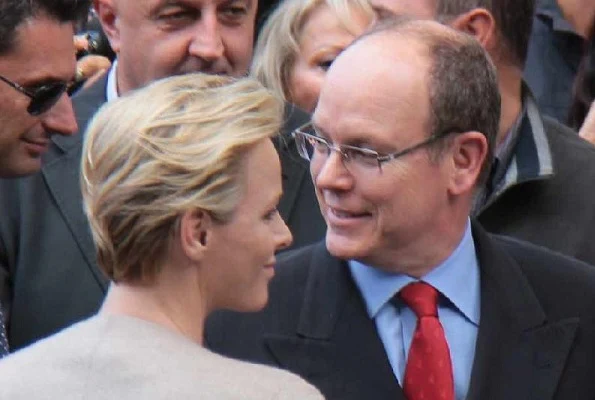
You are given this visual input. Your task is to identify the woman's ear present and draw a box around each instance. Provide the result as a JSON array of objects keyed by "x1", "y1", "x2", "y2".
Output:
[
  {"x1": 179, "y1": 209, "x2": 212, "y2": 262},
  {"x1": 447, "y1": 131, "x2": 489, "y2": 196},
  {"x1": 93, "y1": 0, "x2": 121, "y2": 53},
  {"x1": 448, "y1": 8, "x2": 497, "y2": 55}
]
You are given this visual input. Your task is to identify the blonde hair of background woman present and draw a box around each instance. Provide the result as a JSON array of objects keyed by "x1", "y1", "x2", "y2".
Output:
[
  {"x1": 252, "y1": 0, "x2": 375, "y2": 102},
  {"x1": 81, "y1": 73, "x2": 284, "y2": 284}
]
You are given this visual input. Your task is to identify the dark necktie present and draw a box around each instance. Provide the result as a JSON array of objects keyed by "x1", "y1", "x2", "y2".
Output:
[{"x1": 399, "y1": 282, "x2": 454, "y2": 400}]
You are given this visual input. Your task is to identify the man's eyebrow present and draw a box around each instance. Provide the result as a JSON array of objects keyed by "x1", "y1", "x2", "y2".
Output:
[
  {"x1": 218, "y1": 0, "x2": 254, "y2": 8},
  {"x1": 311, "y1": 123, "x2": 329, "y2": 138}
]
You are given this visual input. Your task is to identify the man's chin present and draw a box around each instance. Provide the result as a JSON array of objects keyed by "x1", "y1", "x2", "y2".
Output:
[
  {"x1": 325, "y1": 232, "x2": 368, "y2": 261},
  {"x1": 0, "y1": 158, "x2": 42, "y2": 178}
]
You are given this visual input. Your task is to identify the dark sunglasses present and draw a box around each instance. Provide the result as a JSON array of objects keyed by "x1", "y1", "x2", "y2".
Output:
[{"x1": 0, "y1": 75, "x2": 68, "y2": 116}]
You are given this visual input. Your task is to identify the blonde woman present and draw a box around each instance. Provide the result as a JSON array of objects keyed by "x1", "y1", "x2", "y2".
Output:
[
  {"x1": 253, "y1": 0, "x2": 375, "y2": 112},
  {"x1": 0, "y1": 73, "x2": 324, "y2": 400}
]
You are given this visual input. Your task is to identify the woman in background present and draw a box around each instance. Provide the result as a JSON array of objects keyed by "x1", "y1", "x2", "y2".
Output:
[
  {"x1": 0, "y1": 73, "x2": 323, "y2": 400},
  {"x1": 252, "y1": 0, "x2": 374, "y2": 112}
]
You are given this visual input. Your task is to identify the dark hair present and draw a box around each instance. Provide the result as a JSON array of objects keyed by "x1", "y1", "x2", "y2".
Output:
[
  {"x1": 568, "y1": 21, "x2": 595, "y2": 130},
  {"x1": 0, "y1": 0, "x2": 91, "y2": 54},
  {"x1": 360, "y1": 17, "x2": 501, "y2": 186},
  {"x1": 435, "y1": 0, "x2": 536, "y2": 68}
]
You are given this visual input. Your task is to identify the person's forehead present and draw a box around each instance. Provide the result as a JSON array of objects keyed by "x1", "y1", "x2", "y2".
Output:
[
  {"x1": 333, "y1": 32, "x2": 429, "y2": 77},
  {"x1": 314, "y1": 35, "x2": 431, "y2": 138},
  {"x1": 314, "y1": 33, "x2": 429, "y2": 125},
  {"x1": 0, "y1": 16, "x2": 75, "y2": 82},
  {"x1": 128, "y1": 0, "x2": 257, "y2": 12},
  {"x1": 368, "y1": 0, "x2": 436, "y2": 18}
]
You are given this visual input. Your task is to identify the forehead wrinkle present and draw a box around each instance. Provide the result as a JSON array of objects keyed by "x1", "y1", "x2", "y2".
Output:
[{"x1": 315, "y1": 33, "x2": 431, "y2": 145}]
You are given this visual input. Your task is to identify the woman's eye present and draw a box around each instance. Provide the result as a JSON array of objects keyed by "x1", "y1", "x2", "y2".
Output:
[
  {"x1": 317, "y1": 59, "x2": 334, "y2": 71},
  {"x1": 264, "y1": 208, "x2": 279, "y2": 221}
]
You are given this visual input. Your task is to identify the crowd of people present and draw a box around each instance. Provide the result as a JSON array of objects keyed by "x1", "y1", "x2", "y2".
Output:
[{"x1": 0, "y1": 0, "x2": 594, "y2": 399}]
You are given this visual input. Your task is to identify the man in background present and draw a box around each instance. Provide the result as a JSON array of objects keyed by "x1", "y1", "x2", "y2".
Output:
[
  {"x1": 0, "y1": 0, "x2": 90, "y2": 356},
  {"x1": 524, "y1": 0, "x2": 595, "y2": 123},
  {"x1": 0, "y1": 0, "x2": 87, "y2": 177}
]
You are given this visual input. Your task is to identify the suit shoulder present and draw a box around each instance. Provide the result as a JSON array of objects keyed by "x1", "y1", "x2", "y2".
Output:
[
  {"x1": 492, "y1": 234, "x2": 595, "y2": 298},
  {"x1": 274, "y1": 242, "x2": 325, "y2": 283},
  {"x1": 278, "y1": 241, "x2": 322, "y2": 265},
  {"x1": 543, "y1": 116, "x2": 595, "y2": 156}
]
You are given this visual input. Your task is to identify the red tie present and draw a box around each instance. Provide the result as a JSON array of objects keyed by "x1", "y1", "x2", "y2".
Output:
[{"x1": 399, "y1": 282, "x2": 454, "y2": 400}]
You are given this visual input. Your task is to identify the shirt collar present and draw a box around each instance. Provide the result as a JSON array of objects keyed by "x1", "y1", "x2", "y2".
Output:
[
  {"x1": 349, "y1": 219, "x2": 480, "y2": 325},
  {"x1": 536, "y1": 0, "x2": 578, "y2": 35},
  {"x1": 491, "y1": 99, "x2": 526, "y2": 187},
  {"x1": 477, "y1": 83, "x2": 554, "y2": 213},
  {"x1": 105, "y1": 58, "x2": 119, "y2": 103}
]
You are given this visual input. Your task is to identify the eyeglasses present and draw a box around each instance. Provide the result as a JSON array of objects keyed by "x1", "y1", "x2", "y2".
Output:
[
  {"x1": 0, "y1": 75, "x2": 68, "y2": 116},
  {"x1": 292, "y1": 122, "x2": 457, "y2": 172}
]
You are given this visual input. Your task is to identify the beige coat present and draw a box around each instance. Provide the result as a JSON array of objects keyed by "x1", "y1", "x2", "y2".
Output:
[{"x1": 0, "y1": 314, "x2": 324, "y2": 400}]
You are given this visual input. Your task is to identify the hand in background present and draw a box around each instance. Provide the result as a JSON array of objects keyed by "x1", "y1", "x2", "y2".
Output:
[
  {"x1": 73, "y1": 34, "x2": 112, "y2": 90},
  {"x1": 579, "y1": 101, "x2": 595, "y2": 145}
]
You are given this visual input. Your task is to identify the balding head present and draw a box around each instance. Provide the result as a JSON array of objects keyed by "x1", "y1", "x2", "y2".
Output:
[
  {"x1": 318, "y1": 17, "x2": 500, "y2": 185},
  {"x1": 308, "y1": 18, "x2": 500, "y2": 272}
]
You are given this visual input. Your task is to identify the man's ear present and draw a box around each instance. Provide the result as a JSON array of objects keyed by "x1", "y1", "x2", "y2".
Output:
[
  {"x1": 447, "y1": 8, "x2": 497, "y2": 56},
  {"x1": 179, "y1": 209, "x2": 212, "y2": 262},
  {"x1": 448, "y1": 131, "x2": 488, "y2": 196},
  {"x1": 94, "y1": 0, "x2": 121, "y2": 53}
]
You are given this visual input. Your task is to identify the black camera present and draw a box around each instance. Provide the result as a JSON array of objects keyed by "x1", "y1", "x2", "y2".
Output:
[{"x1": 76, "y1": 30, "x2": 116, "y2": 61}]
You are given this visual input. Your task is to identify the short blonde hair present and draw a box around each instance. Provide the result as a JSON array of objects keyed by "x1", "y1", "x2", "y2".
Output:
[
  {"x1": 252, "y1": 0, "x2": 375, "y2": 102},
  {"x1": 81, "y1": 73, "x2": 284, "y2": 284}
]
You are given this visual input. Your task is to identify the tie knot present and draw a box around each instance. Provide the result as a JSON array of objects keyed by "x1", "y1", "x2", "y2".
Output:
[{"x1": 399, "y1": 282, "x2": 438, "y2": 318}]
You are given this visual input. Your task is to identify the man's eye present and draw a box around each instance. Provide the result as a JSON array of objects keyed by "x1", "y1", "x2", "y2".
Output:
[
  {"x1": 344, "y1": 148, "x2": 378, "y2": 164},
  {"x1": 309, "y1": 138, "x2": 328, "y2": 153},
  {"x1": 220, "y1": 5, "x2": 248, "y2": 21},
  {"x1": 158, "y1": 9, "x2": 197, "y2": 24}
]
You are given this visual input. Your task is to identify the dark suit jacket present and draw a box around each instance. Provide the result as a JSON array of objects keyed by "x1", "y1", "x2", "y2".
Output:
[
  {"x1": 0, "y1": 74, "x2": 324, "y2": 350},
  {"x1": 206, "y1": 223, "x2": 595, "y2": 399},
  {"x1": 478, "y1": 116, "x2": 595, "y2": 266}
]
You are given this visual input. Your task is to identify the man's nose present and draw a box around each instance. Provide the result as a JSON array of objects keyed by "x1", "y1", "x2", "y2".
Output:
[
  {"x1": 40, "y1": 93, "x2": 78, "y2": 136},
  {"x1": 188, "y1": 12, "x2": 225, "y2": 61},
  {"x1": 313, "y1": 151, "x2": 354, "y2": 192}
]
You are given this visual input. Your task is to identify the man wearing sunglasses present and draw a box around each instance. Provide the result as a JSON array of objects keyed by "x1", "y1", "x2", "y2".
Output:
[
  {"x1": 0, "y1": 0, "x2": 90, "y2": 356},
  {"x1": 207, "y1": 19, "x2": 595, "y2": 399},
  {"x1": 0, "y1": 0, "x2": 89, "y2": 177},
  {"x1": 0, "y1": 0, "x2": 325, "y2": 351}
]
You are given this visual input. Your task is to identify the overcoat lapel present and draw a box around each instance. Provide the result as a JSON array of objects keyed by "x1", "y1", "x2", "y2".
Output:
[
  {"x1": 264, "y1": 243, "x2": 405, "y2": 400},
  {"x1": 42, "y1": 75, "x2": 110, "y2": 292},
  {"x1": 467, "y1": 223, "x2": 578, "y2": 400}
]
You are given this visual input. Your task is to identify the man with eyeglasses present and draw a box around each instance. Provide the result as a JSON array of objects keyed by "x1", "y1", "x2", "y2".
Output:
[
  {"x1": 0, "y1": 0, "x2": 90, "y2": 357},
  {"x1": 364, "y1": 0, "x2": 595, "y2": 272},
  {"x1": 207, "y1": 19, "x2": 595, "y2": 400},
  {"x1": 0, "y1": 0, "x2": 325, "y2": 352}
]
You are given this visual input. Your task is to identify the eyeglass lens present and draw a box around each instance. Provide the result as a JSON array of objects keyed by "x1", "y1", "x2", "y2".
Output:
[{"x1": 27, "y1": 83, "x2": 68, "y2": 116}]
